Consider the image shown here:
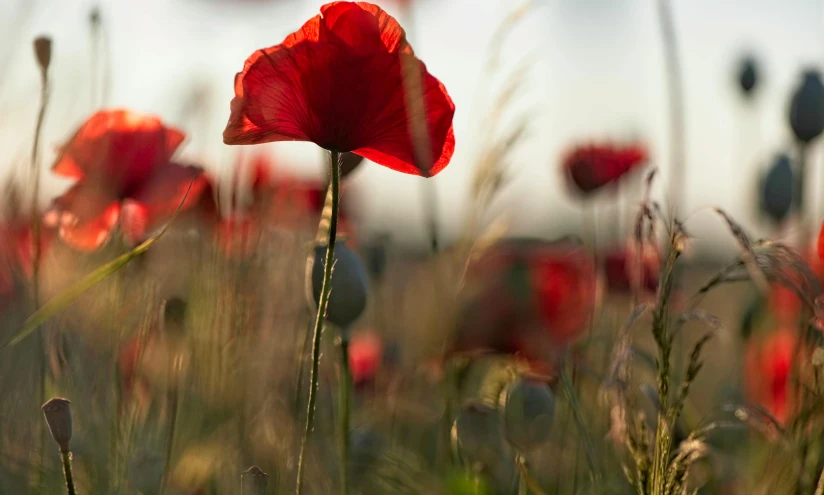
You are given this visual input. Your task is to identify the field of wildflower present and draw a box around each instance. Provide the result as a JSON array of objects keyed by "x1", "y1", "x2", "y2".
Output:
[{"x1": 2, "y1": 1, "x2": 824, "y2": 494}]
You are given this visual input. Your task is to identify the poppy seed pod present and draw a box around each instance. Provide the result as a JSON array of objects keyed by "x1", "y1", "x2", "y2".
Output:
[
  {"x1": 502, "y1": 376, "x2": 555, "y2": 452},
  {"x1": 760, "y1": 153, "x2": 793, "y2": 224},
  {"x1": 41, "y1": 397, "x2": 72, "y2": 452},
  {"x1": 311, "y1": 242, "x2": 369, "y2": 329},
  {"x1": 33, "y1": 36, "x2": 52, "y2": 74},
  {"x1": 738, "y1": 56, "x2": 758, "y2": 97},
  {"x1": 789, "y1": 70, "x2": 824, "y2": 143},
  {"x1": 451, "y1": 401, "x2": 505, "y2": 470},
  {"x1": 241, "y1": 466, "x2": 269, "y2": 495}
]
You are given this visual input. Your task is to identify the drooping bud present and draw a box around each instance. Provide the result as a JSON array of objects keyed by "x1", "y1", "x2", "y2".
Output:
[
  {"x1": 310, "y1": 242, "x2": 369, "y2": 330},
  {"x1": 451, "y1": 401, "x2": 505, "y2": 471},
  {"x1": 501, "y1": 375, "x2": 555, "y2": 452},
  {"x1": 33, "y1": 36, "x2": 53, "y2": 75},
  {"x1": 89, "y1": 6, "x2": 101, "y2": 27},
  {"x1": 41, "y1": 397, "x2": 72, "y2": 452},
  {"x1": 241, "y1": 466, "x2": 269, "y2": 495},
  {"x1": 737, "y1": 55, "x2": 758, "y2": 98},
  {"x1": 760, "y1": 153, "x2": 793, "y2": 224},
  {"x1": 789, "y1": 69, "x2": 824, "y2": 143}
]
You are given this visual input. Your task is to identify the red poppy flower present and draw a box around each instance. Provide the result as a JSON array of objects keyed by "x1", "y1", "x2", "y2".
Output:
[
  {"x1": 744, "y1": 327, "x2": 799, "y2": 424},
  {"x1": 531, "y1": 247, "x2": 597, "y2": 343},
  {"x1": 562, "y1": 143, "x2": 648, "y2": 195},
  {"x1": 348, "y1": 330, "x2": 383, "y2": 386},
  {"x1": 46, "y1": 109, "x2": 207, "y2": 251},
  {"x1": 223, "y1": 1, "x2": 455, "y2": 177},
  {"x1": 604, "y1": 244, "x2": 659, "y2": 294},
  {"x1": 450, "y1": 239, "x2": 597, "y2": 371}
]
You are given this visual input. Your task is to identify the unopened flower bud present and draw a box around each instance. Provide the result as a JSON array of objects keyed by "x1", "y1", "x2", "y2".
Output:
[
  {"x1": 41, "y1": 397, "x2": 72, "y2": 452},
  {"x1": 33, "y1": 36, "x2": 52, "y2": 74},
  {"x1": 789, "y1": 69, "x2": 824, "y2": 143},
  {"x1": 241, "y1": 466, "x2": 268, "y2": 495},
  {"x1": 502, "y1": 375, "x2": 555, "y2": 452},
  {"x1": 451, "y1": 401, "x2": 505, "y2": 470},
  {"x1": 310, "y1": 242, "x2": 369, "y2": 329}
]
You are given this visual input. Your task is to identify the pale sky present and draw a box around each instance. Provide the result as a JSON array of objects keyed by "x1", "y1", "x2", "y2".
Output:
[{"x1": 0, "y1": 0, "x2": 823, "y2": 256}]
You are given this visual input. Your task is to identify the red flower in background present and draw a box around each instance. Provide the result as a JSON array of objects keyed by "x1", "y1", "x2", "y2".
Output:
[
  {"x1": 604, "y1": 244, "x2": 660, "y2": 294},
  {"x1": 223, "y1": 1, "x2": 455, "y2": 177},
  {"x1": 450, "y1": 239, "x2": 597, "y2": 372},
  {"x1": 531, "y1": 246, "x2": 597, "y2": 344},
  {"x1": 563, "y1": 143, "x2": 648, "y2": 195},
  {"x1": 46, "y1": 109, "x2": 207, "y2": 251},
  {"x1": 744, "y1": 327, "x2": 799, "y2": 425},
  {"x1": 348, "y1": 330, "x2": 383, "y2": 386}
]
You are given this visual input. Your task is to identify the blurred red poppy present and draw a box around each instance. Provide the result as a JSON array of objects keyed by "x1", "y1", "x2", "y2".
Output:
[
  {"x1": 604, "y1": 244, "x2": 659, "y2": 294},
  {"x1": 223, "y1": 1, "x2": 455, "y2": 177},
  {"x1": 348, "y1": 330, "x2": 383, "y2": 386},
  {"x1": 450, "y1": 239, "x2": 597, "y2": 371},
  {"x1": 744, "y1": 327, "x2": 799, "y2": 425},
  {"x1": 46, "y1": 109, "x2": 207, "y2": 250},
  {"x1": 0, "y1": 221, "x2": 50, "y2": 296},
  {"x1": 562, "y1": 143, "x2": 648, "y2": 195}
]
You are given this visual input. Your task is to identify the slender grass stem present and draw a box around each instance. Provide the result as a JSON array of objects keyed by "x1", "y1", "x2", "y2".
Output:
[
  {"x1": 337, "y1": 333, "x2": 351, "y2": 495},
  {"x1": 30, "y1": 40, "x2": 50, "y2": 493},
  {"x1": 60, "y1": 450, "x2": 77, "y2": 495},
  {"x1": 296, "y1": 151, "x2": 341, "y2": 494}
]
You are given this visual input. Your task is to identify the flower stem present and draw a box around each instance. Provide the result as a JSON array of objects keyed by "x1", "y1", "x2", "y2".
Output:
[
  {"x1": 296, "y1": 150, "x2": 341, "y2": 494},
  {"x1": 60, "y1": 450, "x2": 77, "y2": 495},
  {"x1": 337, "y1": 333, "x2": 351, "y2": 495}
]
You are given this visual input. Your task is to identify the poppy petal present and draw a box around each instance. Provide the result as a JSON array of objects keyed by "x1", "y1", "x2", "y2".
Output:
[
  {"x1": 130, "y1": 163, "x2": 208, "y2": 233},
  {"x1": 48, "y1": 182, "x2": 121, "y2": 251},
  {"x1": 52, "y1": 109, "x2": 186, "y2": 193},
  {"x1": 320, "y1": 2, "x2": 412, "y2": 54}
]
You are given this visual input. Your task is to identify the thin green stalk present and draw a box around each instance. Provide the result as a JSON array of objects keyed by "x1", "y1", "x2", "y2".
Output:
[
  {"x1": 337, "y1": 333, "x2": 351, "y2": 495},
  {"x1": 296, "y1": 150, "x2": 341, "y2": 494},
  {"x1": 60, "y1": 450, "x2": 77, "y2": 495},
  {"x1": 30, "y1": 42, "x2": 50, "y2": 493}
]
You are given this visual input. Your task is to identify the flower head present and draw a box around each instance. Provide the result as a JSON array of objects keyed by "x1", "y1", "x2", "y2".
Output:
[
  {"x1": 223, "y1": 2, "x2": 455, "y2": 177},
  {"x1": 744, "y1": 327, "x2": 799, "y2": 425},
  {"x1": 348, "y1": 330, "x2": 383, "y2": 386},
  {"x1": 46, "y1": 109, "x2": 207, "y2": 250},
  {"x1": 562, "y1": 143, "x2": 648, "y2": 195},
  {"x1": 41, "y1": 397, "x2": 72, "y2": 452}
]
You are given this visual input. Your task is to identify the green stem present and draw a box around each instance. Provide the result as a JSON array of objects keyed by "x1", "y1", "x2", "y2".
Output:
[
  {"x1": 31, "y1": 53, "x2": 49, "y2": 494},
  {"x1": 296, "y1": 151, "x2": 341, "y2": 494},
  {"x1": 338, "y1": 333, "x2": 351, "y2": 495},
  {"x1": 60, "y1": 450, "x2": 77, "y2": 495},
  {"x1": 814, "y1": 464, "x2": 824, "y2": 495},
  {"x1": 158, "y1": 377, "x2": 180, "y2": 495}
]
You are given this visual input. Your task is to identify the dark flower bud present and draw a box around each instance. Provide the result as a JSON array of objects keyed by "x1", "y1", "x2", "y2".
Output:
[
  {"x1": 89, "y1": 7, "x2": 101, "y2": 27},
  {"x1": 33, "y1": 36, "x2": 52, "y2": 74},
  {"x1": 41, "y1": 397, "x2": 72, "y2": 452},
  {"x1": 789, "y1": 69, "x2": 824, "y2": 143},
  {"x1": 162, "y1": 297, "x2": 188, "y2": 335},
  {"x1": 502, "y1": 375, "x2": 555, "y2": 452},
  {"x1": 738, "y1": 56, "x2": 758, "y2": 97},
  {"x1": 451, "y1": 401, "x2": 505, "y2": 470},
  {"x1": 760, "y1": 153, "x2": 793, "y2": 224},
  {"x1": 311, "y1": 242, "x2": 369, "y2": 329},
  {"x1": 241, "y1": 466, "x2": 268, "y2": 495}
]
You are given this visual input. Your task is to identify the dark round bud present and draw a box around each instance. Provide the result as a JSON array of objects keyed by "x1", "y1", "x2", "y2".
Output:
[
  {"x1": 502, "y1": 376, "x2": 555, "y2": 452},
  {"x1": 311, "y1": 242, "x2": 369, "y2": 329},
  {"x1": 738, "y1": 56, "x2": 758, "y2": 97},
  {"x1": 33, "y1": 36, "x2": 52, "y2": 73},
  {"x1": 41, "y1": 397, "x2": 72, "y2": 452},
  {"x1": 760, "y1": 153, "x2": 793, "y2": 224},
  {"x1": 452, "y1": 401, "x2": 505, "y2": 470},
  {"x1": 163, "y1": 297, "x2": 188, "y2": 333},
  {"x1": 241, "y1": 466, "x2": 269, "y2": 495},
  {"x1": 789, "y1": 69, "x2": 824, "y2": 143},
  {"x1": 89, "y1": 7, "x2": 101, "y2": 27}
]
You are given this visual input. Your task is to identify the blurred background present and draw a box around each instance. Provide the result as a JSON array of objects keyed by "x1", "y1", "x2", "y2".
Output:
[{"x1": 1, "y1": 0, "x2": 823, "y2": 254}]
